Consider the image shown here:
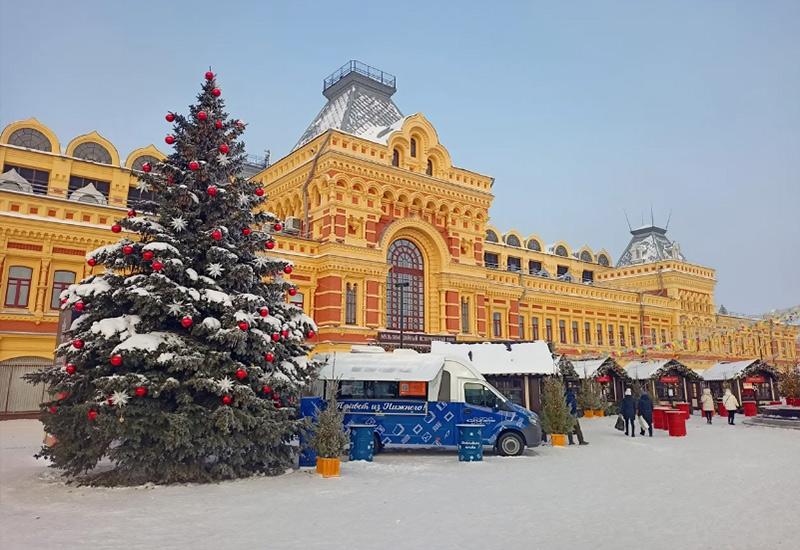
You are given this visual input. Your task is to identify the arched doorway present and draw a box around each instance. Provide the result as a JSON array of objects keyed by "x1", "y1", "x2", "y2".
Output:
[{"x1": 386, "y1": 239, "x2": 424, "y2": 331}]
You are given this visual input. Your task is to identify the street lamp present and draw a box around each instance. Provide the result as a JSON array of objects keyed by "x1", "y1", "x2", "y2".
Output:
[{"x1": 394, "y1": 281, "x2": 410, "y2": 349}]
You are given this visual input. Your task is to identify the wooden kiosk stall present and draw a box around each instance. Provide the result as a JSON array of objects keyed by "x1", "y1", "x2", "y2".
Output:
[
  {"x1": 572, "y1": 356, "x2": 631, "y2": 403},
  {"x1": 701, "y1": 359, "x2": 779, "y2": 414},
  {"x1": 624, "y1": 359, "x2": 703, "y2": 411}
]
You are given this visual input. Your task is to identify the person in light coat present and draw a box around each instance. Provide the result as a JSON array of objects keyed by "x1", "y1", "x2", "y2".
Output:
[
  {"x1": 701, "y1": 388, "x2": 715, "y2": 424},
  {"x1": 722, "y1": 388, "x2": 739, "y2": 425}
]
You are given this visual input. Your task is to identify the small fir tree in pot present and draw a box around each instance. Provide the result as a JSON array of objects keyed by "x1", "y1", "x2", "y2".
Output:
[
  {"x1": 541, "y1": 377, "x2": 574, "y2": 446},
  {"x1": 778, "y1": 369, "x2": 800, "y2": 402},
  {"x1": 311, "y1": 384, "x2": 347, "y2": 477}
]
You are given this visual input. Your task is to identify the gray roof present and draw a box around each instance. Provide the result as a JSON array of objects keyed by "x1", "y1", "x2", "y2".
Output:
[
  {"x1": 293, "y1": 61, "x2": 404, "y2": 150},
  {"x1": 616, "y1": 225, "x2": 686, "y2": 267}
]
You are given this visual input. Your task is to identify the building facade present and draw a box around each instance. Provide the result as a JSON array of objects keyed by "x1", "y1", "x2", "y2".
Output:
[{"x1": 0, "y1": 61, "x2": 797, "y2": 413}]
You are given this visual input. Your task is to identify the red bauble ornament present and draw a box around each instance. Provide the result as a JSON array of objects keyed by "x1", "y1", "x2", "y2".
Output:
[
  {"x1": 215, "y1": 120, "x2": 223, "y2": 129},
  {"x1": 222, "y1": 395, "x2": 233, "y2": 405},
  {"x1": 197, "y1": 111, "x2": 208, "y2": 121},
  {"x1": 205, "y1": 71, "x2": 214, "y2": 81},
  {"x1": 127, "y1": 209, "x2": 136, "y2": 217},
  {"x1": 49, "y1": 406, "x2": 58, "y2": 414},
  {"x1": 288, "y1": 287, "x2": 298, "y2": 297},
  {"x1": 65, "y1": 364, "x2": 76, "y2": 375},
  {"x1": 238, "y1": 321, "x2": 249, "y2": 331},
  {"x1": 134, "y1": 386, "x2": 147, "y2": 397},
  {"x1": 242, "y1": 227, "x2": 251, "y2": 236},
  {"x1": 255, "y1": 187, "x2": 264, "y2": 197},
  {"x1": 218, "y1": 143, "x2": 229, "y2": 154},
  {"x1": 262, "y1": 385, "x2": 272, "y2": 394},
  {"x1": 307, "y1": 329, "x2": 316, "y2": 339},
  {"x1": 212, "y1": 88, "x2": 221, "y2": 97},
  {"x1": 151, "y1": 260, "x2": 163, "y2": 271},
  {"x1": 60, "y1": 297, "x2": 68, "y2": 305},
  {"x1": 281, "y1": 329, "x2": 289, "y2": 339},
  {"x1": 87, "y1": 257, "x2": 97, "y2": 267},
  {"x1": 166, "y1": 112, "x2": 176, "y2": 122},
  {"x1": 87, "y1": 410, "x2": 98, "y2": 421},
  {"x1": 142, "y1": 250, "x2": 154, "y2": 261},
  {"x1": 165, "y1": 135, "x2": 176, "y2": 145},
  {"x1": 283, "y1": 265, "x2": 293, "y2": 274},
  {"x1": 188, "y1": 161, "x2": 200, "y2": 171},
  {"x1": 167, "y1": 175, "x2": 175, "y2": 184},
  {"x1": 110, "y1": 354, "x2": 123, "y2": 367},
  {"x1": 123, "y1": 245, "x2": 134, "y2": 255},
  {"x1": 211, "y1": 229, "x2": 222, "y2": 241},
  {"x1": 180, "y1": 316, "x2": 193, "y2": 328},
  {"x1": 271, "y1": 333, "x2": 280, "y2": 342},
  {"x1": 107, "y1": 396, "x2": 115, "y2": 406},
  {"x1": 74, "y1": 301, "x2": 85, "y2": 312},
  {"x1": 273, "y1": 223, "x2": 283, "y2": 232},
  {"x1": 72, "y1": 339, "x2": 84, "y2": 349},
  {"x1": 264, "y1": 351, "x2": 275, "y2": 362},
  {"x1": 206, "y1": 185, "x2": 218, "y2": 197},
  {"x1": 57, "y1": 391, "x2": 69, "y2": 401},
  {"x1": 141, "y1": 162, "x2": 152, "y2": 173},
  {"x1": 259, "y1": 307, "x2": 269, "y2": 317},
  {"x1": 265, "y1": 240, "x2": 275, "y2": 250},
  {"x1": 111, "y1": 224, "x2": 122, "y2": 233},
  {"x1": 235, "y1": 368, "x2": 247, "y2": 380}
]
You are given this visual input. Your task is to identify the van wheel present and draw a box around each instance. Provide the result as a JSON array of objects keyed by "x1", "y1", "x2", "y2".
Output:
[
  {"x1": 373, "y1": 433, "x2": 384, "y2": 454},
  {"x1": 497, "y1": 432, "x2": 525, "y2": 456}
]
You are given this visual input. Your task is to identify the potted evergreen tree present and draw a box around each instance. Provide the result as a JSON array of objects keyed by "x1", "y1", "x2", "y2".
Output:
[
  {"x1": 311, "y1": 387, "x2": 348, "y2": 477},
  {"x1": 541, "y1": 377, "x2": 574, "y2": 447},
  {"x1": 779, "y1": 369, "x2": 800, "y2": 406}
]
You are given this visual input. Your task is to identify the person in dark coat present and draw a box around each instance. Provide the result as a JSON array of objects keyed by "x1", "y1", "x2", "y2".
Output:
[
  {"x1": 637, "y1": 391, "x2": 654, "y2": 437},
  {"x1": 565, "y1": 388, "x2": 588, "y2": 445},
  {"x1": 620, "y1": 388, "x2": 636, "y2": 437}
]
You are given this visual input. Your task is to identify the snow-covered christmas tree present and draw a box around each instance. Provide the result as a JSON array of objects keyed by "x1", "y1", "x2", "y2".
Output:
[{"x1": 26, "y1": 70, "x2": 317, "y2": 485}]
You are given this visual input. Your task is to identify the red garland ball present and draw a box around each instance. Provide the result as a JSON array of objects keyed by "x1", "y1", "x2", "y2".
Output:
[
  {"x1": 110, "y1": 354, "x2": 123, "y2": 367},
  {"x1": 165, "y1": 135, "x2": 176, "y2": 145},
  {"x1": 87, "y1": 257, "x2": 97, "y2": 267},
  {"x1": 288, "y1": 287, "x2": 298, "y2": 297},
  {"x1": 259, "y1": 306, "x2": 269, "y2": 317},
  {"x1": 205, "y1": 71, "x2": 214, "y2": 81},
  {"x1": 142, "y1": 250, "x2": 155, "y2": 261},
  {"x1": 107, "y1": 396, "x2": 115, "y2": 406},
  {"x1": 197, "y1": 111, "x2": 208, "y2": 121},
  {"x1": 127, "y1": 209, "x2": 136, "y2": 217},
  {"x1": 72, "y1": 339, "x2": 84, "y2": 349},
  {"x1": 141, "y1": 162, "x2": 152, "y2": 173},
  {"x1": 235, "y1": 368, "x2": 247, "y2": 380},
  {"x1": 211, "y1": 229, "x2": 222, "y2": 241},
  {"x1": 222, "y1": 395, "x2": 233, "y2": 406},
  {"x1": 242, "y1": 227, "x2": 251, "y2": 236},
  {"x1": 134, "y1": 386, "x2": 147, "y2": 397},
  {"x1": 212, "y1": 88, "x2": 221, "y2": 97},
  {"x1": 262, "y1": 385, "x2": 272, "y2": 394},
  {"x1": 307, "y1": 329, "x2": 316, "y2": 339},
  {"x1": 49, "y1": 406, "x2": 58, "y2": 414},
  {"x1": 207, "y1": 185, "x2": 218, "y2": 197},
  {"x1": 273, "y1": 222, "x2": 283, "y2": 232},
  {"x1": 215, "y1": 120, "x2": 223, "y2": 129},
  {"x1": 111, "y1": 224, "x2": 122, "y2": 233},
  {"x1": 281, "y1": 329, "x2": 289, "y2": 339},
  {"x1": 264, "y1": 351, "x2": 275, "y2": 362},
  {"x1": 255, "y1": 187, "x2": 265, "y2": 197},
  {"x1": 265, "y1": 240, "x2": 275, "y2": 250},
  {"x1": 167, "y1": 175, "x2": 175, "y2": 184},
  {"x1": 271, "y1": 333, "x2": 280, "y2": 342},
  {"x1": 165, "y1": 112, "x2": 176, "y2": 122},
  {"x1": 283, "y1": 265, "x2": 293, "y2": 274},
  {"x1": 180, "y1": 316, "x2": 193, "y2": 328},
  {"x1": 123, "y1": 245, "x2": 134, "y2": 255},
  {"x1": 218, "y1": 143, "x2": 229, "y2": 154},
  {"x1": 87, "y1": 410, "x2": 98, "y2": 421},
  {"x1": 151, "y1": 260, "x2": 164, "y2": 271},
  {"x1": 65, "y1": 363, "x2": 76, "y2": 375},
  {"x1": 188, "y1": 161, "x2": 200, "y2": 171},
  {"x1": 238, "y1": 321, "x2": 249, "y2": 331},
  {"x1": 74, "y1": 301, "x2": 85, "y2": 312}
]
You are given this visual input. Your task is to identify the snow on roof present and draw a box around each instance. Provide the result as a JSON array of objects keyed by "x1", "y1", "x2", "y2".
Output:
[
  {"x1": 0, "y1": 168, "x2": 33, "y2": 193},
  {"x1": 624, "y1": 360, "x2": 672, "y2": 380},
  {"x1": 317, "y1": 350, "x2": 445, "y2": 382},
  {"x1": 616, "y1": 225, "x2": 685, "y2": 267},
  {"x1": 701, "y1": 359, "x2": 759, "y2": 381},
  {"x1": 572, "y1": 358, "x2": 608, "y2": 379},
  {"x1": 431, "y1": 341, "x2": 557, "y2": 376}
]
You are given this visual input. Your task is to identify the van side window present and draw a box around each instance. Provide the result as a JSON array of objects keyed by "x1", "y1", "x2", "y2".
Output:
[
  {"x1": 464, "y1": 383, "x2": 498, "y2": 408},
  {"x1": 337, "y1": 380, "x2": 426, "y2": 400},
  {"x1": 438, "y1": 370, "x2": 451, "y2": 402}
]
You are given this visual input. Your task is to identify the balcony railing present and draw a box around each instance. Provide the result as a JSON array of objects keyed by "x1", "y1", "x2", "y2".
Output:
[{"x1": 323, "y1": 60, "x2": 396, "y2": 92}]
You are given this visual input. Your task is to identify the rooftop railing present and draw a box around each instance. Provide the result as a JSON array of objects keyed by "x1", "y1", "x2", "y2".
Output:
[{"x1": 323, "y1": 60, "x2": 396, "y2": 92}]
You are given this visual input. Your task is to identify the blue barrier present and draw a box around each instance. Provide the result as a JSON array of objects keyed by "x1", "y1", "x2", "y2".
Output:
[
  {"x1": 457, "y1": 424, "x2": 483, "y2": 462},
  {"x1": 348, "y1": 424, "x2": 375, "y2": 462}
]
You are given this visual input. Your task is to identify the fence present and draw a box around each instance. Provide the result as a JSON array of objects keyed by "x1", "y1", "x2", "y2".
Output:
[{"x1": 0, "y1": 357, "x2": 49, "y2": 415}]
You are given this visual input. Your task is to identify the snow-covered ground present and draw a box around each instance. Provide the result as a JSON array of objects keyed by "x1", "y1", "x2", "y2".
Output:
[{"x1": 2, "y1": 415, "x2": 798, "y2": 550}]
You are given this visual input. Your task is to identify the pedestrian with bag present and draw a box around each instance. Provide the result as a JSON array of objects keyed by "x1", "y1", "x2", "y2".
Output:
[
  {"x1": 637, "y1": 391, "x2": 654, "y2": 437},
  {"x1": 701, "y1": 388, "x2": 715, "y2": 424},
  {"x1": 565, "y1": 387, "x2": 589, "y2": 445},
  {"x1": 723, "y1": 388, "x2": 739, "y2": 425},
  {"x1": 620, "y1": 388, "x2": 637, "y2": 437}
]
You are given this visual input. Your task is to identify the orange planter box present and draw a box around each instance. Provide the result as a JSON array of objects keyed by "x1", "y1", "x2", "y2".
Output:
[
  {"x1": 316, "y1": 457, "x2": 341, "y2": 477},
  {"x1": 551, "y1": 433, "x2": 567, "y2": 447},
  {"x1": 584, "y1": 410, "x2": 595, "y2": 418},
  {"x1": 594, "y1": 409, "x2": 605, "y2": 417}
]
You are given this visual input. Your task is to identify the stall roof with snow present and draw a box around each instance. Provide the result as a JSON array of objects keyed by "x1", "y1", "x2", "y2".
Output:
[
  {"x1": 431, "y1": 341, "x2": 558, "y2": 376},
  {"x1": 572, "y1": 356, "x2": 629, "y2": 380},
  {"x1": 624, "y1": 359, "x2": 701, "y2": 381},
  {"x1": 701, "y1": 359, "x2": 778, "y2": 381}
]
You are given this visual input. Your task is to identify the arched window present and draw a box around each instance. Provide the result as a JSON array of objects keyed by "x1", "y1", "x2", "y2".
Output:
[
  {"x1": 345, "y1": 283, "x2": 357, "y2": 325},
  {"x1": 580, "y1": 250, "x2": 593, "y2": 263},
  {"x1": 131, "y1": 155, "x2": 159, "y2": 172},
  {"x1": 392, "y1": 148, "x2": 400, "y2": 167},
  {"x1": 4, "y1": 266, "x2": 33, "y2": 308},
  {"x1": 410, "y1": 138, "x2": 417, "y2": 158},
  {"x1": 555, "y1": 245, "x2": 568, "y2": 257},
  {"x1": 526, "y1": 239, "x2": 541, "y2": 251},
  {"x1": 597, "y1": 254, "x2": 610, "y2": 267},
  {"x1": 505, "y1": 234, "x2": 521, "y2": 247},
  {"x1": 485, "y1": 230, "x2": 499, "y2": 243},
  {"x1": 426, "y1": 158, "x2": 433, "y2": 176},
  {"x1": 8, "y1": 128, "x2": 52, "y2": 152},
  {"x1": 50, "y1": 270, "x2": 76, "y2": 309},
  {"x1": 386, "y1": 239, "x2": 424, "y2": 332},
  {"x1": 73, "y1": 142, "x2": 112, "y2": 164}
]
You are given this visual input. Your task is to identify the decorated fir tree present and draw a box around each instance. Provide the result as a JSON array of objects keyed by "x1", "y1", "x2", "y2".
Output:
[
  {"x1": 778, "y1": 368, "x2": 800, "y2": 399},
  {"x1": 540, "y1": 377, "x2": 574, "y2": 435},
  {"x1": 26, "y1": 70, "x2": 317, "y2": 485}
]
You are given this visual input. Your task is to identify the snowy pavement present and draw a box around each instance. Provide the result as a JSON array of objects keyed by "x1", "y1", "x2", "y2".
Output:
[{"x1": 1, "y1": 415, "x2": 798, "y2": 550}]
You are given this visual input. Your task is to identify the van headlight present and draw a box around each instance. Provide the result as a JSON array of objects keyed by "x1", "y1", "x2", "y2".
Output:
[{"x1": 528, "y1": 412, "x2": 540, "y2": 425}]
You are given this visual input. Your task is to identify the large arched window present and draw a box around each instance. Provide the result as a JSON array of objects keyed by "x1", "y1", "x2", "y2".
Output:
[
  {"x1": 554, "y1": 245, "x2": 568, "y2": 257},
  {"x1": 131, "y1": 155, "x2": 159, "y2": 172},
  {"x1": 526, "y1": 239, "x2": 541, "y2": 251},
  {"x1": 386, "y1": 239, "x2": 424, "y2": 332},
  {"x1": 485, "y1": 230, "x2": 499, "y2": 243},
  {"x1": 8, "y1": 128, "x2": 52, "y2": 151},
  {"x1": 73, "y1": 142, "x2": 112, "y2": 164},
  {"x1": 580, "y1": 250, "x2": 593, "y2": 263},
  {"x1": 597, "y1": 254, "x2": 610, "y2": 267},
  {"x1": 504, "y1": 234, "x2": 521, "y2": 247}
]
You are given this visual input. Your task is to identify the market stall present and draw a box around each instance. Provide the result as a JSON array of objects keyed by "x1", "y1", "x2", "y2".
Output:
[
  {"x1": 701, "y1": 359, "x2": 779, "y2": 408},
  {"x1": 572, "y1": 356, "x2": 630, "y2": 403},
  {"x1": 623, "y1": 359, "x2": 703, "y2": 410}
]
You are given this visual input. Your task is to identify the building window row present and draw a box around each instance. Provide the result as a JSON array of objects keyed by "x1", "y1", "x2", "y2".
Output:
[{"x1": 3, "y1": 266, "x2": 76, "y2": 310}]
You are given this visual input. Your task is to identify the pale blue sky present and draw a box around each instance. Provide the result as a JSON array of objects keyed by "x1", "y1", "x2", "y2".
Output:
[{"x1": 1, "y1": 1, "x2": 798, "y2": 313}]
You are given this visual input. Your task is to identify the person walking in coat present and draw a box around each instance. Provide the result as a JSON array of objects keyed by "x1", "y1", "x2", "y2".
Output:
[
  {"x1": 565, "y1": 388, "x2": 588, "y2": 445},
  {"x1": 620, "y1": 388, "x2": 637, "y2": 437},
  {"x1": 723, "y1": 388, "x2": 739, "y2": 425},
  {"x1": 637, "y1": 391, "x2": 654, "y2": 437},
  {"x1": 701, "y1": 388, "x2": 715, "y2": 424}
]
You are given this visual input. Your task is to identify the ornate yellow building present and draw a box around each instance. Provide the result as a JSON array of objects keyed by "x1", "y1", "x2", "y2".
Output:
[{"x1": 1, "y1": 61, "x2": 796, "y2": 413}]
